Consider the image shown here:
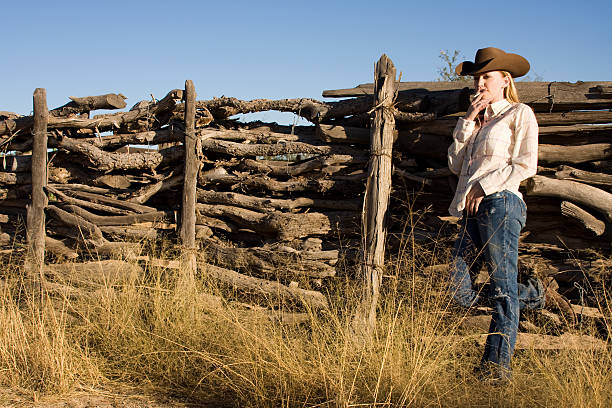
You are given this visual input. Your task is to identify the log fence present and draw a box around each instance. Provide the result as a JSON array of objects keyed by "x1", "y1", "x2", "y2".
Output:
[{"x1": 1, "y1": 56, "x2": 610, "y2": 327}]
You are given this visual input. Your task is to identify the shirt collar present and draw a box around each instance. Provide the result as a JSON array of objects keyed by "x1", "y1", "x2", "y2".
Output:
[{"x1": 488, "y1": 98, "x2": 511, "y2": 116}]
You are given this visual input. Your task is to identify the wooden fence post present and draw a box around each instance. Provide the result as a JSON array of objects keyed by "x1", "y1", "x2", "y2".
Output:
[
  {"x1": 180, "y1": 80, "x2": 198, "y2": 280},
  {"x1": 352, "y1": 55, "x2": 397, "y2": 340},
  {"x1": 26, "y1": 88, "x2": 49, "y2": 294}
]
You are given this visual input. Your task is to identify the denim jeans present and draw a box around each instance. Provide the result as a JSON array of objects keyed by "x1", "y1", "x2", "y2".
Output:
[{"x1": 449, "y1": 190, "x2": 544, "y2": 375}]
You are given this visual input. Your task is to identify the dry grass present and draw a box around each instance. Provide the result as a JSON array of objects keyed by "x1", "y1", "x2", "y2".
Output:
[{"x1": 0, "y1": 237, "x2": 610, "y2": 407}]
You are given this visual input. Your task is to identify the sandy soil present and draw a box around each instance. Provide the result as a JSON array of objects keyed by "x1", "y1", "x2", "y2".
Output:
[{"x1": 0, "y1": 387, "x2": 216, "y2": 408}]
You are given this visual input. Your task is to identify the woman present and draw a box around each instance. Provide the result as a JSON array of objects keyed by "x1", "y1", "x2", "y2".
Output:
[{"x1": 447, "y1": 47, "x2": 544, "y2": 380}]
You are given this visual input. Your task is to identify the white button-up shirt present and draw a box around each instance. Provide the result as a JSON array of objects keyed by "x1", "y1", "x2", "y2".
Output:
[{"x1": 447, "y1": 99, "x2": 539, "y2": 218}]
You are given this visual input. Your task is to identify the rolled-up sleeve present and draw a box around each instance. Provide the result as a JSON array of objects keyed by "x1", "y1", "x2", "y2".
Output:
[
  {"x1": 477, "y1": 105, "x2": 539, "y2": 196},
  {"x1": 448, "y1": 118, "x2": 476, "y2": 175}
]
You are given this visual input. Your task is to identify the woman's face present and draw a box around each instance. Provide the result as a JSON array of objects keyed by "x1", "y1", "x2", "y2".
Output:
[{"x1": 473, "y1": 71, "x2": 509, "y2": 103}]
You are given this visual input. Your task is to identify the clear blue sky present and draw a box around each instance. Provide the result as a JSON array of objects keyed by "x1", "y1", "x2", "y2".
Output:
[{"x1": 2, "y1": 0, "x2": 611, "y2": 123}]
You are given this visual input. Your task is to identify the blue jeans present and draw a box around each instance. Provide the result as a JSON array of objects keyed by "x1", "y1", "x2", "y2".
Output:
[{"x1": 449, "y1": 190, "x2": 544, "y2": 375}]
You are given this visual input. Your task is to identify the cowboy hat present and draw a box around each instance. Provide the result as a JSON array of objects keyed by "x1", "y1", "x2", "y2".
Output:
[{"x1": 455, "y1": 47, "x2": 530, "y2": 78}]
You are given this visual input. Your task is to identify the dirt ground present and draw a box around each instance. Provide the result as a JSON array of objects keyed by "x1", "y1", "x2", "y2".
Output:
[{"x1": 0, "y1": 387, "x2": 221, "y2": 408}]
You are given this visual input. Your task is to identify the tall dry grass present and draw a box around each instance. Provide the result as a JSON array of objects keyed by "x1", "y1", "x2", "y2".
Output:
[{"x1": 0, "y1": 234, "x2": 610, "y2": 407}]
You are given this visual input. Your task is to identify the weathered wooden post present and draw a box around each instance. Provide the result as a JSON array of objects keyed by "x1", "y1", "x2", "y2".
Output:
[
  {"x1": 180, "y1": 80, "x2": 199, "y2": 280},
  {"x1": 352, "y1": 55, "x2": 397, "y2": 339},
  {"x1": 26, "y1": 88, "x2": 49, "y2": 295}
]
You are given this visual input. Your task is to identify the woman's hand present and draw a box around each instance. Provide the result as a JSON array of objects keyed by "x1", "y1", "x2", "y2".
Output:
[
  {"x1": 465, "y1": 92, "x2": 492, "y2": 122},
  {"x1": 465, "y1": 183, "x2": 485, "y2": 216}
]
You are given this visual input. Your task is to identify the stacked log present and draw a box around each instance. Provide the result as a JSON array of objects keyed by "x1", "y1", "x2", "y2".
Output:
[
  {"x1": 0, "y1": 88, "x2": 381, "y2": 312},
  {"x1": 1, "y1": 79, "x2": 610, "y2": 321},
  {"x1": 322, "y1": 80, "x2": 612, "y2": 320}
]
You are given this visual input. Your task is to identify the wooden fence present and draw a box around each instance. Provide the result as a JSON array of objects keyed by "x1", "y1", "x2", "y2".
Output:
[{"x1": 1, "y1": 58, "x2": 611, "y2": 322}]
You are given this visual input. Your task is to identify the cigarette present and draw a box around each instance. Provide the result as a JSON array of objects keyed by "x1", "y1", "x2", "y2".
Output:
[{"x1": 469, "y1": 92, "x2": 481, "y2": 102}]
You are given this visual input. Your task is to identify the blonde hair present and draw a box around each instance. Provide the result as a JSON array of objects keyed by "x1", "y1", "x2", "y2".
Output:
[{"x1": 502, "y1": 71, "x2": 520, "y2": 103}]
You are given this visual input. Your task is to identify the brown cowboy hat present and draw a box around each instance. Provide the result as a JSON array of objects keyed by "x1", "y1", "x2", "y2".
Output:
[{"x1": 455, "y1": 47, "x2": 530, "y2": 78}]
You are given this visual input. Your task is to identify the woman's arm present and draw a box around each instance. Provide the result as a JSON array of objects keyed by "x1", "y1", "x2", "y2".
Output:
[
  {"x1": 448, "y1": 93, "x2": 489, "y2": 175},
  {"x1": 448, "y1": 117, "x2": 476, "y2": 175}
]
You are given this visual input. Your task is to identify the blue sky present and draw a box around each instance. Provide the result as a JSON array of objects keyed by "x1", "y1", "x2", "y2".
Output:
[{"x1": 2, "y1": 0, "x2": 611, "y2": 123}]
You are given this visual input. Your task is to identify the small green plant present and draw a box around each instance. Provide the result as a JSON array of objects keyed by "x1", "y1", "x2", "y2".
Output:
[
  {"x1": 520, "y1": 72, "x2": 545, "y2": 82},
  {"x1": 437, "y1": 50, "x2": 470, "y2": 82}
]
